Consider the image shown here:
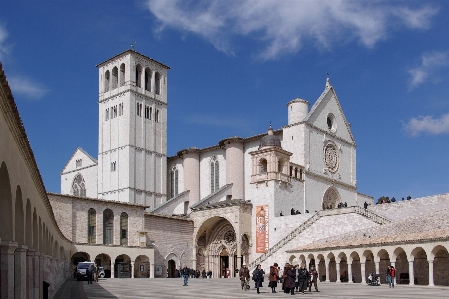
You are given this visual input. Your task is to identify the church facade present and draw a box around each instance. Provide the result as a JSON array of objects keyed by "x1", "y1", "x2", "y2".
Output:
[{"x1": 60, "y1": 50, "x2": 374, "y2": 278}]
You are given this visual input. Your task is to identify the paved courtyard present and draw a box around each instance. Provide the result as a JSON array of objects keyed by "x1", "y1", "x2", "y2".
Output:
[{"x1": 54, "y1": 277, "x2": 449, "y2": 299}]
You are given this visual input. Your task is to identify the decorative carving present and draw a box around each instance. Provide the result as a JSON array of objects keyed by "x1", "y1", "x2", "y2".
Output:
[{"x1": 224, "y1": 231, "x2": 236, "y2": 244}]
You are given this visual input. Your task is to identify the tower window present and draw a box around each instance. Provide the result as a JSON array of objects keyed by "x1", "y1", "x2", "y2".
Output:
[
  {"x1": 170, "y1": 167, "x2": 179, "y2": 198},
  {"x1": 137, "y1": 103, "x2": 142, "y2": 117},
  {"x1": 119, "y1": 64, "x2": 125, "y2": 87},
  {"x1": 105, "y1": 108, "x2": 109, "y2": 121},
  {"x1": 119, "y1": 103, "x2": 123, "y2": 116},
  {"x1": 155, "y1": 72, "x2": 161, "y2": 95},
  {"x1": 136, "y1": 64, "x2": 142, "y2": 88},
  {"x1": 145, "y1": 105, "x2": 151, "y2": 119},
  {"x1": 145, "y1": 68, "x2": 152, "y2": 92},
  {"x1": 111, "y1": 161, "x2": 116, "y2": 172},
  {"x1": 111, "y1": 67, "x2": 118, "y2": 89},
  {"x1": 104, "y1": 70, "x2": 110, "y2": 92},
  {"x1": 155, "y1": 109, "x2": 160, "y2": 122},
  {"x1": 210, "y1": 157, "x2": 219, "y2": 193}
]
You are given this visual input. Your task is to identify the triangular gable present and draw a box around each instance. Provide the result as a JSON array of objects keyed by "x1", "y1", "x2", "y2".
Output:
[
  {"x1": 61, "y1": 147, "x2": 98, "y2": 174},
  {"x1": 304, "y1": 81, "x2": 355, "y2": 144}
]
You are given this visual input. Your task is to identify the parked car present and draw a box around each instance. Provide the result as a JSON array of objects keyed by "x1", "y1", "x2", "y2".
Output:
[{"x1": 76, "y1": 262, "x2": 94, "y2": 281}]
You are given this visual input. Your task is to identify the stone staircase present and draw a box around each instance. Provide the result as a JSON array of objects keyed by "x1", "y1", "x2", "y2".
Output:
[{"x1": 248, "y1": 206, "x2": 391, "y2": 269}]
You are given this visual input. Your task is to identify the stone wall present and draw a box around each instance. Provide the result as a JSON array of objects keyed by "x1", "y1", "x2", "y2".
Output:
[{"x1": 144, "y1": 214, "x2": 194, "y2": 277}]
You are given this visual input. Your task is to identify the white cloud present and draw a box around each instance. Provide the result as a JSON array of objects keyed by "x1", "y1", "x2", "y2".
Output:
[
  {"x1": 8, "y1": 76, "x2": 48, "y2": 100},
  {"x1": 409, "y1": 51, "x2": 449, "y2": 88},
  {"x1": 405, "y1": 114, "x2": 449, "y2": 136},
  {"x1": 0, "y1": 24, "x2": 10, "y2": 60},
  {"x1": 145, "y1": 0, "x2": 438, "y2": 59}
]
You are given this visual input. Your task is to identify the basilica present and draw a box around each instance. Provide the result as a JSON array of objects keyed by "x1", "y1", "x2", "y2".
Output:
[{"x1": 1, "y1": 50, "x2": 448, "y2": 298}]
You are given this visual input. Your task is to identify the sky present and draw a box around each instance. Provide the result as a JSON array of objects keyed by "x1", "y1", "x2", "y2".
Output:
[{"x1": 1, "y1": 0, "x2": 448, "y2": 202}]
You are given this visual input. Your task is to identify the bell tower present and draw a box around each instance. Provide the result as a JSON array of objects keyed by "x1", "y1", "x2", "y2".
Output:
[{"x1": 96, "y1": 50, "x2": 170, "y2": 208}]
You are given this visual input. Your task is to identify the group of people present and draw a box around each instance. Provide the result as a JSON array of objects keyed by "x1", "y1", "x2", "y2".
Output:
[
  {"x1": 180, "y1": 266, "x2": 212, "y2": 286},
  {"x1": 280, "y1": 208, "x2": 314, "y2": 216},
  {"x1": 240, "y1": 262, "x2": 319, "y2": 295},
  {"x1": 386, "y1": 265, "x2": 396, "y2": 288}
]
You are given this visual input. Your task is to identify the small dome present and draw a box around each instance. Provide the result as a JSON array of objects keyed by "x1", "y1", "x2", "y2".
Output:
[{"x1": 259, "y1": 125, "x2": 281, "y2": 149}]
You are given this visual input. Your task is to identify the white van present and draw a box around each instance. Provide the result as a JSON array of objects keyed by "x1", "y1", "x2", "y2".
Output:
[{"x1": 76, "y1": 262, "x2": 94, "y2": 281}]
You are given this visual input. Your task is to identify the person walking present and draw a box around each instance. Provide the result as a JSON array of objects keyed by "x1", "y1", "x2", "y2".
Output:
[
  {"x1": 93, "y1": 263, "x2": 99, "y2": 282},
  {"x1": 297, "y1": 263, "x2": 309, "y2": 295},
  {"x1": 239, "y1": 263, "x2": 250, "y2": 290},
  {"x1": 386, "y1": 265, "x2": 392, "y2": 287},
  {"x1": 284, "y1": 264, "x2": 296, "y2": 295},
  {"x1": 268, "y1": 263, "x2": 279, "y2": 293},
  {"x1": 86, "y1": 264, "x2": 93, "y2": 284},
  {"x1": 182, "y1": 265, "x2": 189, "y2": 286},
  {"x1": 308, "y1": 265, "x2": 319, "y2": 292},
  {"x1": 252, "y1": 264, "x2": 265, "y2": 294},
  {"x1": 389, "y1": 266, "x2": 395, "y2": 288}
]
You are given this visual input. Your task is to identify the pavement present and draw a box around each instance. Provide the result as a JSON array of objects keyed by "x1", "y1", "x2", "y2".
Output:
[{"x1": 54, "y1": 277, "x2": 449, "y2": 299}]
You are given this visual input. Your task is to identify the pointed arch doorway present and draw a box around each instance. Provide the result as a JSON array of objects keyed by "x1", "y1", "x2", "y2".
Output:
[{"x1": 322, "y1": 187, "x2": 341, "y2": 210}]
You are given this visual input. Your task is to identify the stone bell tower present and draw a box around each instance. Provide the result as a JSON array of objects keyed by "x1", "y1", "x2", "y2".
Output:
[{"x1": 96, "y1": 50, "x2": 170, "y2": 208}]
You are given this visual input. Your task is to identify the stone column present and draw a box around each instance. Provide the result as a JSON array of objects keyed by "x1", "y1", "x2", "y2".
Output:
[
  {"x1": 0, "y1": 241, "x2": 18, "y2": 299},
  {"x1": 229, "y1": 255, "x2": 234, "y2": 278},
  {"x1": 325, "y1": 260, "x2": 330, "y2": 282},
  {"x1": 336, "y1": 262, "x2": 341, "y2": 283},
  {"x1": 375, "y1": 261, "x2": 380, "y2": 285},
  {"x1": 347, "y1": 263, "x2": 353, "y2": 283},
  {"x1": 236, "y1": 243, "x2": 242, "y2": 270},
  {"x1": 15, "y1": 244, "x2": 28, "y2": 299},
  {"x1": 192, "y1": 246, "x2": 197, "y2": 274},
  {"x1": 111, "y1": 262, "x2": 115, "y2": 278},
  {"x1": 428, "y1": 260, "x2": 434, "y2": 287},
  {"x1": 408, "y1": 261, "x2": 415, "y2": 286},
  {"x1": 39, "y1": 254, "x2": 44, "y2": 299},
  {"x1": 26, "y1": 248, "x2": 35, "y2": 299},
  {"x1": 33, "y1": 252, "x2": 40, "y2": 299},
  {"x1": 131, "y1": 262, "x2": 135, "y2": 278},
  {"x1": 361, "y1": 263, "x2": 366, "y2": 284}
]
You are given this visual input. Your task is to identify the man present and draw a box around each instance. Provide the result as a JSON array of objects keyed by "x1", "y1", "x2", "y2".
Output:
[
  {"x1": 182, "y1": 265, "x2": 189, "y2": 286},
  {"x1": 308, "y1": 265, "x2": 319, "y2": 292},
  {"x1": 93, "y1": 263, "x2": 99, "y2": 282},
  {"x1": 239, "y1": 263, "x2": 250, "y2": 290},
  {"x1": 86, "y1": 264, "x2": 93, "y2": 284}
]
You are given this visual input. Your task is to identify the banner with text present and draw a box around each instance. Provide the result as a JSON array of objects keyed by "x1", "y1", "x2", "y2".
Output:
[{"x1": 256, "y1": 205, "x2": 269, "y2": 253}]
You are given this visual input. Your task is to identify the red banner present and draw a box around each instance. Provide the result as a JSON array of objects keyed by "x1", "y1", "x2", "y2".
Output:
[{"x1": 256, "y1": 205, "x2": 269, "y2": 253}]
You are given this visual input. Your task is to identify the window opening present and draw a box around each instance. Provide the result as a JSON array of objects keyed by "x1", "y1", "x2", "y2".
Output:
[
  {"x1": 103, "y1": 209, "x2": 114, "y2": 244},
  {"x1": 119, "y1": 64, "x2": 125, "y2": 87},
  {"x1": 120, "y1": 212, "x2": 128, "y2": 246},
  {"x1": 88, "y1": 208, "x2": 96, "y2": 244}
]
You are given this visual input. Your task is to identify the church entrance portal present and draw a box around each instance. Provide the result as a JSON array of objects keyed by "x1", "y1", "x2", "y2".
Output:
[
  {"x1": 220, "y1": 249, "x2": 229, "y2": 278},
  {"x1": 168, "y1": 259, "x2": 176, "y2": 278}
]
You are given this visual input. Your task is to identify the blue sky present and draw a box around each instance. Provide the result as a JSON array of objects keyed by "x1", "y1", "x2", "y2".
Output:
[{"x1": 1, "y1": 0, "x2": 448, "y2": 202}]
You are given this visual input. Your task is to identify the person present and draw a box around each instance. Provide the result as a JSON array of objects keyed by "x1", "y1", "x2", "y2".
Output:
[
  {"x1": 364, "y1": 201, "x2": 368, "y2": 209},
  {"x1": 86, "y1": 264, "x2": 93, "y2": 284},
  {"x1": 207, "y1": 270, "x2": 212, "y2": 278},
  {"x1": 93, "y1": 263, "x2": 99, "y2": 282},
  {"x1": 239, "y1": 263, "x2": 250, "y2": 290},
  {"x1": 389, "y1": 266, "x2": 395, "y2": 288},
  {"x1": 297, "y1": 263, "x2": 308, "y2": 295},
  {"x1": 386, "y1": 265, "x2": 392, "y2": 287},
  {"x1": 344, "y1": 202, "x2": 347, "y2": 207},
  {"x1": 182, "y1": 265, "x2": 189, "y2": 286},
  {"x1": 202, "y1": 269, "x2": 206, "y2": 278},
  {"x1": 308, "y1": 265, "x2": 319, "y2": 292},
  {"x1": 407, "y1": 195, "x2": 411, "y2": 200},
  {"x1": 284, "y1": 264, "x2": 296, "y2": 295},
  {"x1": 280, "y1": 211, "x2": 284, "y2": 216},
  {"x1": 291, "y1": 208, "x2": 295, "y2": 215},
  {"x1": 268, "y1": 263, "x2": 279, "y2": 293},
  {"x1": 252, "y1": 264, "x2": 265, "y2": 294},
  {"x1": 296, "y1": 210, "x2": 301, "y2": 214}
]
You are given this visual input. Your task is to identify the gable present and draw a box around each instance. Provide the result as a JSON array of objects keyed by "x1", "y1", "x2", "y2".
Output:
[
  {"x1": 304, "y1": 84, "x2": 355, "y2": 144},
  {"x1": 61, "y1": 147, "x2": 98, "y2": 174}
]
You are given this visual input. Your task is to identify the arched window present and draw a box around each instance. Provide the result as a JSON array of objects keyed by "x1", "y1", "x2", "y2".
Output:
[
  {"x1": 120, "y1": 212, "x2": 128, "y2": 246},
  {"x1": 155, "y1": 72, "x2": 161, "y2": 95},
  {"x1": 103, "y1": 209, "x2": 114, "y2": 245},
  {"x1": 88, "y1": 208, "x2": 96, "y2": 244},
  {"x1": 294, "y1": 168, "x2": 298, "y2": 178},
  {"x1": 299, "y1": 169, "x2": 304, "y2": 181},
  {"x1": 111, "y1": 67, "x2": 118, "y2": 89},
  {"x1": 104, "y1": 70, "x2": 110, "y2": 92},
  {"x1": 72, "y1": 174, "x2": 86, "y2": 197},
  {"x1": 259, "y1": 159, "x2": 267, "y2": 174},
  {"x1": 119, "y1": 63, "x2": 125, "y2": 86},
  {"x1": 170, "y1": 167, "x2": 178, "y2": 198},
  {"x1": 210, "y1": 157, "x2": 219, "y2": 193},
  {"x1": 278, "y1": 159, "x2": 284, "y2": 173},
  {"x1": 144, "y1": 67, "x2": 152, "y2": 91},
  {"x1": 136, "y1": 64, "x2": 142, "y2": 88},
  {"x1": 155, "y1": 109, "x2": 160, "y2": 122}
]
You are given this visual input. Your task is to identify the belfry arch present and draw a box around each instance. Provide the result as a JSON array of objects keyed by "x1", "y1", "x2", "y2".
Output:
[{"x1": 322, "y1": 187, "x2": 341, "y2": 210}]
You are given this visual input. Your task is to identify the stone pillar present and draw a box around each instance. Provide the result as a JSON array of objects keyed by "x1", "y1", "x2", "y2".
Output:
[
  {"x1": 375, "y1": 261, "x2": 380, "y2": 285},
  {"x1": 408, "y1": 261, "x2": 414, "y2": 286},
  {"x1": 131, "y1": 262, "x2": 135, "y2": 278},
  {"x1": 111, "y1": 262, "x2": 115, "y2": 278},
  {"x1": 15, "y1": 244, "x2": 28, "y2": 299},
  {"x1": 428, "y1": 260, "x2": 434, "y2": 287},
  {"x1": 390, "y1": 262, "x2": 396, "y2": 286},
  {"x1": 39, "y1": 254, "x2": 44, "y2": 299},
  {"x1": 33, "y1": 252, "x2": 40, "y2": 299},
  {"x1": 325, "y1": 260, "x2": 330, "y2": 282},
  {"x1": 236, "y1": 242, "x2": 242, "y2": 269},
  {"x1": 229, "y1": 255, "x2": 234, "y2": 278},
  {"x1": 347, "y1": 263, "x2": 353, "y2": 283},
  {"x1": 0, "y1": 241, "x2": 18, "y2": 299},
  {"x1": 26, "y1": 248, "x2": 35, "y2": 299},
  {"x1": 336, "y1": 262, "x2": 341, "y2": 283},
  {"x1": 361, "y1": 263, "x2": 366, "y2": 284},
  {"x1": 192, "y1": 246, "x2": 197, "y2": 274}
]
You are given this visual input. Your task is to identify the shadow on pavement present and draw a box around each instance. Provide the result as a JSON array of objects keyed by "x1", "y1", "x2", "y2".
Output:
[{"x1": 53, "y1": 278, "x2": 118, "y2": 299}]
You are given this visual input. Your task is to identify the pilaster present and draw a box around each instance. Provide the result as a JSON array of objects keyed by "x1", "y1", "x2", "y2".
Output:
[
  {"x1": 0, "y1": 241, "x2": 18, "y2": 299},
  {"x1": 15, "y1": 244, "x2": 28, "y2": 299}
]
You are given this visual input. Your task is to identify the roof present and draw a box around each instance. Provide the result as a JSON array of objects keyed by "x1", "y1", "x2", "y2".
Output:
[
  {"x1": 96, "y1": 49, "x2": 171, "y2": 69},
  {"x1": 61, "y1": 147, "x2": 98, "y2": 174},
  {"x1": 47, "y1": 192, "x2": 150, "y2": 209}
]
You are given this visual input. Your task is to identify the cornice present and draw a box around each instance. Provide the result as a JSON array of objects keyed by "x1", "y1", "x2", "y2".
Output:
[
  {"x1": 99, "y1": 145, "x2": 166, "y2": 157},
  {"x1": 305, "y1": 170, "x2": 356, "y2": 190},
  {"x1": 99, "y1": 89, "x2": 168, "y2": 107}
]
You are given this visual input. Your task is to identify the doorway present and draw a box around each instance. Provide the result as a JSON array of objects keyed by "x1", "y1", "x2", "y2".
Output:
[
  {"x1": 220, "y1": 248, "x2": 229, "y2": 278},
  {"x1": 168, "y1": 259, "x2": 176, "y2": 278}
]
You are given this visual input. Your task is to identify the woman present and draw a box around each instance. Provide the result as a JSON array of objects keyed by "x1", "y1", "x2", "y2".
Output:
[
  {"x1": 268, "y1": 263, "x2": 279, "y2": 293},
  {"x1": 252, "y1": 264, "x2": 265, "y2": 294},
  {"x1": 284, "y1": 264, "x2": 296, "y2": 295},
  {"x1": 386, "y1": 265, "x2": 392, "y2": 287},
  {"x1": 297, "y1": 264, "x2": 309, "y2": 294}
]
